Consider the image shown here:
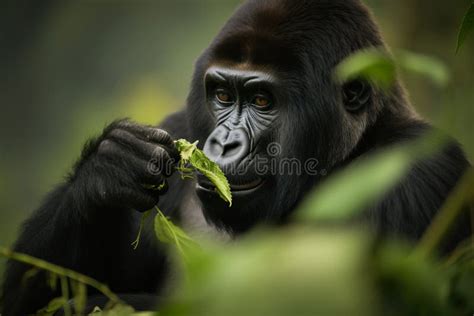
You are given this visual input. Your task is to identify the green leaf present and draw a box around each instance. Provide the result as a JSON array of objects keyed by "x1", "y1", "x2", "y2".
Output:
[
  {"x1": 336, "y1": 49, "x2": 451, "y2": 90},
  {"x1": 36, "y1": 297, "x2": 68, "y2": 316},
  {"x1": 189, "y1": 149, "x2": 232, "y2": 206},
  {"x1": 0, "y1": 247, "x2": 123, "y2": 306},
  {"x1": 71, "y1": 280, "x2": 87, "y2": 315},
  {"x1": 48, "y1": 272, "x2": 58, "y2": 290},
  {"x1": 456, "y1": 3, "x2": 474, "y2": 53},
  {"x1": 448, "y1": 260, "x2": 474, "y2": 314},
  {"x1": 175, "y1": 139, "x2": 232, "y2": 206},
  {"x1": 154, "y1": 206, "x2": 199, "y2": 259},
  {"x1": 21, "y1": 267, "x2": 40, "y2": 284},
  {"x1": 60, "y1": 276, "x2": 71, "y2": 316},
  {"x1": 375, "y1": 244, "x2": 449, "y2": 316},
  {"x1": 297, "y1": 148, "x2": 413, "y2": 221},
  {"x1": 163, "y1": 228, "x2": 377, "y2": 316},
  {"x1": 397, "y1": 51, "x2": 450, "y2": 87},
  {"x1": 175, "y1": 139, "x2": 199, "y2": 161},
  {"x1": 335, "y1": 48, "x2": 396, "y2": 89},
  {"x1": 100, "y1": 304, "x2": 136, "y2": 316},
  {"x1": 91, "y1": 306, "x2": 103, "y2": 313},
  {"x1": 297, "y1": 132, "x2": 447, "y2": 222}
]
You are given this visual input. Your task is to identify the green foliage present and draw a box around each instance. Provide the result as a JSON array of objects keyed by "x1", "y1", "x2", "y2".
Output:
[
  {"x1": 297, "y1": 148, "x2": 412, "y2": 221},
  {"x1": 297, "y1": 132, "x2": 447, "y2": 222},
  {"x1": 154, "y1": 206, "x2": 200, "y2": 260},
  {"x1": 374, "y1": 244, "x2": 449, "y2": 316},
  {"x1": 396, "y1": 51, "x2": 450, "y2": 87},
  {"x1": 456, "y1": 2, "x2": 474, "y2": 53},
  {"x1": 0, "y1": 247, "x2": 126, "y2": 315},
  {"x1": 416, "y1": 168, "x2": 474, "y2": 258},
  {"x1": 90, "y1": 304, "x2": 137, "y2": 316},
  {"x1": 71, "y1": 279, "x2": 87, "y2": 315},
  {"x1": 336, "y1": 48, "x2": 450, "y2": 90},
  {"x1": 36, "y1": 297, "x2": 68, "y2": 316},
  {"x1": 175, "y1": 139, "x2": 232, "y2": 206},
  {"x1": 448, "y1": 258, "x2": 474, "y2": 314},
  {"x1": 132, "y1": 138, "x2": 231, "y2": 259},
  {"x1": 163, "y1": 228, "x2": 378, "y2": 316},
  {"x1": 335, "y1": 48, "x2": 396, "y2": 89}
]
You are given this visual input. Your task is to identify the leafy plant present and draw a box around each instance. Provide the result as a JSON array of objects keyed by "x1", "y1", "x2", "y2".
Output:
[
  {"x1": 456, "y1": 2, "x2": 474, "y2": 53},
  {"x1": 154, "y1": 206, "x2": 200, "y2": 260},
  {"x1": 0, "y1": 247, "x2": 125, "y2": 316},
  {"x1": 175, "y1": 139, "x2": 232, "y2": 206},
  {"x1": 396, "y1": 51, "x2": 450, "y2": 87},
  {"x1": 132, "y1": 139, "x2": 232, "y2": 255},
  {"x1": 335, "y1": 48, "x2": 450, "y2": 89},
  {"x1": 335, "y1": 48, "x2": 396, "y2": 89},
  {"x1": 297, "y1": 132, "x2": 447, "y2": 222}
]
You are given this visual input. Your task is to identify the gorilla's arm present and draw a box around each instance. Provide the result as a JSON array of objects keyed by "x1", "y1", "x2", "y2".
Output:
[{"x1": 1, "y1": 112, "x2": 189, "y2": 315}]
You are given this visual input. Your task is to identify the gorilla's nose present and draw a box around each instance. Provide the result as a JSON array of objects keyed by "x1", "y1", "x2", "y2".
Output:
[{"x1": 204, "y1": 126, "x2": 250, "y2": 167}]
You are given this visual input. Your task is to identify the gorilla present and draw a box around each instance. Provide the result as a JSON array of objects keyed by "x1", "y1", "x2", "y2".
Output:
[{"x1": 1, "y1": 0, "x2": 471, "y2": 314}]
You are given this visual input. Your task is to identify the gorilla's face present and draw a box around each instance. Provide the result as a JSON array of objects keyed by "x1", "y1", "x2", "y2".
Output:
[
  {"x1": 196, "y1": 66, "x2": 280, "y2": 232},
  {"x1": 194, "y1": 65, "x2": 373, "y2": 234},
  {"x1": 201, "y1": 66, "x2": 276, "y2": 188},
  {"x1": 187, "y1": 0, "x2": 384, "y2": 233}
]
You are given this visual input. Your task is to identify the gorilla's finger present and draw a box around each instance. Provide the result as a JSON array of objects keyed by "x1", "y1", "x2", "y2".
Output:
[
  {"x1": 116, "y1": 187, "x2": 159, "y2": 212},
  {"x1": 107, "y1": 130, "x2": 176, "y2": 167},
  {"x1": 114, "y1": 121, "x2": 174, "y2": 147},
  {"x1": 116, "y1": 123, "x2": 180, "y2": 161},
  {"x1": 98, "y1": 139, "x2": 174, "y2": 178}
]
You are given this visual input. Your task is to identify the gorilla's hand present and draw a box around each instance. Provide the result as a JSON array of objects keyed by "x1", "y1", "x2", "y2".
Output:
[{"x1": 72, "y1": 119, "x2": 179, "y2": 212}]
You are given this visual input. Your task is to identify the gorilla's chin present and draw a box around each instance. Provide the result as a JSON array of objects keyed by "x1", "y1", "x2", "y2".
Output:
[{"x1": 195, "y1": 179, "x2": 271, "y2": 234}]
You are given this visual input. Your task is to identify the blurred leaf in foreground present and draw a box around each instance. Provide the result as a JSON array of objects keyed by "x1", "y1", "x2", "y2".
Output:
[
  {"x1": 163, "y1": 228, "x2": 378, "y2": 316},
  {"x1": 335, "y1": 48, "x2": 396, "y2": 89},
  {"x1": 456, "y1": 2, "x2": 474, "y2": 53},
  {"x1": 396, "y1": 51, "x2": 450, "y2": 87},
  {"x1": 89, "y1": 304, "x2": 136, "y2": 316},
  {"x1": 336, "y1": 48, "x2": 451, "y2": 90},
  {"x1": 36, "y1": 297, "x2": 67, "y2": 316},
  {"x1": 447, "y1": 258, "x2": 474, "y2": 315},
  {"x1": 297, "y1": 148, "x2": 412, "y2": 222},
  {"x1": 374, "y1": 243, "x2": 449, "y2": 316},
  {"x1": 297, "y1": 131, "x2": 447, "y2": 222}
]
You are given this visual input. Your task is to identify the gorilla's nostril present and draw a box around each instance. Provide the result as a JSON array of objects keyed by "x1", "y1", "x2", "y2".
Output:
[
  {"x1": 209, "y1": 143, "x2": 223, "y2": 157},
  {"x1": 222, "y1": 141, "x2": 242, "y2": 158}
]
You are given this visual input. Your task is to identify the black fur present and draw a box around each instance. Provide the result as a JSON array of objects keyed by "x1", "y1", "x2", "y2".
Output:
[{"x1": 1, "y1": 0, "x2": 471, "y2": 314}]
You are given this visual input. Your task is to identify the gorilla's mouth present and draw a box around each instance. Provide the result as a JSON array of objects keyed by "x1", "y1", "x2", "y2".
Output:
[{"x1": 197, "y1": 176, "x2": 264, "y2": 194}]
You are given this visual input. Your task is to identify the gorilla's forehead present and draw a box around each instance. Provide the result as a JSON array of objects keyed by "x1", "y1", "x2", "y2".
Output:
[
  {"x1": 210, "y1": 31, "x2": 301, "y2": 73},
  {"x1": 208, "y1": 0, "x2": 383, "y2": 71},
  {"x1": 204, "y1": 65, "x2": 278, "y2": 85}
]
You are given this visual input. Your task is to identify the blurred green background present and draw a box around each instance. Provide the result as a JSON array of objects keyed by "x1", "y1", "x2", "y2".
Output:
[{"x1": 0, "y1": 0, "x2": 473, "y2": 254}]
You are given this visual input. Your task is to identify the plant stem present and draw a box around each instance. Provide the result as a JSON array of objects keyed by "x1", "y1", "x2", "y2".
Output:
[
  {"x1": 415, "y1": 167, "x2": 474, "y2": 258},
  {"x1": 0, "y1": 247, "x2": 123, "y2": 305},
  {"x1": 61, "y1": 276, "x2": 72, "y2": 316}
]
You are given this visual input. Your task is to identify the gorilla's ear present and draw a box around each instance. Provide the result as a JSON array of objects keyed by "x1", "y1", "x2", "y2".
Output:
[{"x1": 342, "y1": 79, "x2": 372, "y2": 112}]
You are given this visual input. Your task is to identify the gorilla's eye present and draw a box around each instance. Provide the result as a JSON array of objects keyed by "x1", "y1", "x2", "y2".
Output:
[
  {"x1": 215, "y1": 89, "x2": 234, "y2": 104},
  {"x1": 253, "y1": 95, "x2": 271, "y2": 107}
]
